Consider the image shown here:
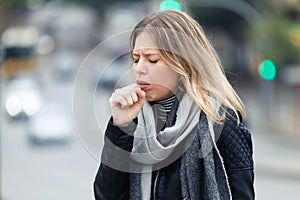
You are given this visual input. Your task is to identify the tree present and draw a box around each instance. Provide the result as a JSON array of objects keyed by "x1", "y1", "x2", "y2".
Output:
[{"x1": 248, "y1": 15, "x2": 300, "y2": 67}]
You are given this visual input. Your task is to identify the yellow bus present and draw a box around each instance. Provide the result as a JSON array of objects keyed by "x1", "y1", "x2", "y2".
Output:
[{"x1": 1, "y1": 26, "x2": 39, "y2": 78}]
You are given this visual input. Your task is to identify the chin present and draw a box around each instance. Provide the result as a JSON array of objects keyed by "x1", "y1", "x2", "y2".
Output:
[
  {"x1": 145, "y1": 89, "x2": 175, "y2": 102},
  {"x1": 145, "y1": 92, "x2": 159, "y2": 102},
  {"x1": 145, "y1": 95, "x2": 156, "y2": 102}
]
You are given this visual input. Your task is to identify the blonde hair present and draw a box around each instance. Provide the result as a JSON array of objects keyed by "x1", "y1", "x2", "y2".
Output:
[{"x1": 130, "y1": 10, "x2": 245, "y2": 124}]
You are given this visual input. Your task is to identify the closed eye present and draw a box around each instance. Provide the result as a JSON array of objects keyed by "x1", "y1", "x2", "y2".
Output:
[{"x1": 149, "y1": 59, "x2": 158, "y2": 64}]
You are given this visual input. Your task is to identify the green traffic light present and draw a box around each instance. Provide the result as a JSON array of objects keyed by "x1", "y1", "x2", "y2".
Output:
[
  {"x1": 160, "y1": 0, "x2": 181, "y2": 11},
  {"x1": 258, "y1": 59, "x2": 276, "y2": 80}
]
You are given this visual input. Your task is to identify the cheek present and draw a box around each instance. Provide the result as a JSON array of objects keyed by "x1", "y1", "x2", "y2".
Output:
[{"x1": 150, "y1": 67, "x2": 179, "y2": 88}]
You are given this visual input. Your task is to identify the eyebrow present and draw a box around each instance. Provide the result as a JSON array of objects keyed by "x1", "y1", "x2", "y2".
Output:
[{"x1": 132, "y1": 52, "x2": 160, "y2": 56}]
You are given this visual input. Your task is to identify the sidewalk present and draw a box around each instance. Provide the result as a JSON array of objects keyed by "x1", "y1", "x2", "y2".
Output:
[
  {"x1": 252, "y1": 129, "x2": 300, "y2": 179},
  {"x1": 236, "y1": 83, "x2": 300, "y2": 179}
]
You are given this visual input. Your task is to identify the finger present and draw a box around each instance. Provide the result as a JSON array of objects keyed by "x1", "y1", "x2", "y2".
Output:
[
  {"x1": 119, "y1": 85, "x2": 138, "y2": 105},
  {"x1": 131, "y1": 90, "x2": 138, "y2": 103},
  {"x1": 136, "y1": 88, "x2": 145, "y2": 98},
  {"x1": 111, "y1": 84, "x2": 138, "y2": 106},
  {"x1": 123, "y1": 93, "x2": 133, "y2": 105},
  {"x1": 110, "y1": 95, "x2": 128, "y2": 108},
  {"x1": 129, "y1": 84, "x2": 139, "y2": 103},
  {"x1": 115, "y1": 89, "x2": 134, "y2": 105},
  {"x1": 118, "y1": 96, "x2": 128, "y2": 109},
  {"x1": 135, "y1": 88, "x2": 146, "y2": 103}
]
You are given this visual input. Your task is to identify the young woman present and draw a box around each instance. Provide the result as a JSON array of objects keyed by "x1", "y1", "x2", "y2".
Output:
[{"x1": 94, "y1": 10, "x2": 254, "y2": 200}]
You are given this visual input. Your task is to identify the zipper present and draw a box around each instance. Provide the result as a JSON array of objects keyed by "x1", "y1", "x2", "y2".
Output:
[{"x1": 153, "y1": 170, "x2": 159, "y2": 200}]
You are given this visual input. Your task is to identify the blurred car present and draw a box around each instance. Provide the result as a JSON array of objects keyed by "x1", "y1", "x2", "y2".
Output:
[
  {"x1": 52, "y1": 51, "x2": 81, "y2": 80},
  {"x1": 3, "y1": 76, "x2": 43, "y2": 119},
  {"x1": 26, "y1": 103, "x2": 73, "y2": 144},
  {"x1": 97, "y1": 56, "x2": 131, "y2": 90},
  {"x1": 102, "y1": 2, "x2": 154, "y2": 55}
]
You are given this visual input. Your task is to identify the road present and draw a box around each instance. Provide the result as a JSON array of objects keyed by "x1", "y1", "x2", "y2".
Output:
[{"x1": 1, "y1": 53, "x2": 100, "y2": 200}]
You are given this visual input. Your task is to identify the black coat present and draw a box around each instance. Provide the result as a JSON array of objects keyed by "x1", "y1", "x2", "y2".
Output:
[{"x1": 94, "y1": 110, "x2": 255, "y2": 200}]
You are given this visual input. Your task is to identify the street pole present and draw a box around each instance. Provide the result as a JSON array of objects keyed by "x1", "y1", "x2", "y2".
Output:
[{"x1": 259, "y1": 79, "x2": 275, "y2": 124}]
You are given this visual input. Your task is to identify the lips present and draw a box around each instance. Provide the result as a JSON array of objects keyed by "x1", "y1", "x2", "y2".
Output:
[{"x1": 137, "y1": 80, "x2": 150, "y2": 90}]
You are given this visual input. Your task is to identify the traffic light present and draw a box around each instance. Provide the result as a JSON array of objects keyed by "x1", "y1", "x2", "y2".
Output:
[
  {"x1": 160, "y1": 0, "x2": 181, "y2": 11},
  {"x1": 258, "y1": 59, "x2": 277, "y2": 80}
]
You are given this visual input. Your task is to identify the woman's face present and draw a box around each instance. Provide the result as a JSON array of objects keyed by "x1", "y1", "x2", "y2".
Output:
[{"x1": 132, "y1": 31, "x2": 180, "y2": 102}]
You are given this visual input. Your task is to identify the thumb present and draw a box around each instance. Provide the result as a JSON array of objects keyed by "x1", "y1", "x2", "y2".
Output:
[{"x1": 136, "y1": 88, "x2": 146, "y2": 106}]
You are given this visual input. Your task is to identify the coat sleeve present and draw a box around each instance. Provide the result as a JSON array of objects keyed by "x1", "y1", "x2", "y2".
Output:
[
  {"x1": 216, "y1": 111, "x2": 255, "y2": 200},
  {"x1": 94, "y1": 117, "x2": 136, "y2": 200}
]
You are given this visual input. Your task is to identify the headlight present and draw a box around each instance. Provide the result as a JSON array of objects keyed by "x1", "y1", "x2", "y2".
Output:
[
  {"x1": 6, "y1": 96, "x2": 22, "y2": 116},
  {"x1": 23, "y1": 95, "x2": 41, "y2": 116}
]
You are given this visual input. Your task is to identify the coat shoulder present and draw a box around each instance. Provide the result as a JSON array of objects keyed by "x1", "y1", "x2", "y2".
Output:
[{"x1": 216, "y1": 110, "x2": 254, "y2": 171}]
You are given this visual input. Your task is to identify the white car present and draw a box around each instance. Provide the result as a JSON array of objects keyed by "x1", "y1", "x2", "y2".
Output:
[
  {"x1": 95, "y1": 54, "x2": 133, "y2": 91},
  {"x1": 4, "y1": 76, "x2": 43, "y2": 119},
  {"x1": 52, "y1": 51, "x2": 81, "y2": 81},
  {"x1": 26, "y1": 103, "x2": 73, "y2": 144}
]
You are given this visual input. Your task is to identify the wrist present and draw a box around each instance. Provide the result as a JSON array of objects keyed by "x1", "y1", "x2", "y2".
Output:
[{"x1": 112, "y1": 118, "x2": 133, "y2": 126}]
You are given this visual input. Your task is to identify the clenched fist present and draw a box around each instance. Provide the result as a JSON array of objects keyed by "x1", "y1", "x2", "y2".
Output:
[{"x1": 109, "y1": 84, "x2": 146, "y2": 126}]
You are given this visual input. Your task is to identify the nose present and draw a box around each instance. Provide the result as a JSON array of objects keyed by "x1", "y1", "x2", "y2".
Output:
[{"x1": 134, "y1": 57, "x2": 147, "y2": 75}]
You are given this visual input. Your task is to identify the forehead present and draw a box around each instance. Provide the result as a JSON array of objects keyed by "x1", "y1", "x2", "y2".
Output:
[{"x1": 133, "y1": 31, "x2": 158, "y2": 51}]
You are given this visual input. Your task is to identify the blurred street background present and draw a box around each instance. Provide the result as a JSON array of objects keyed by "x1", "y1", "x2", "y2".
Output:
[{"x1": 1, "y1": 0, "x2": 300, "y2": 199}]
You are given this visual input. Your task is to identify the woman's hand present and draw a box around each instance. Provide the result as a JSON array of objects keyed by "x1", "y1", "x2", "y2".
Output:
[{"x1": 109, "y1": 84, "x2": 146, "y2": 126}]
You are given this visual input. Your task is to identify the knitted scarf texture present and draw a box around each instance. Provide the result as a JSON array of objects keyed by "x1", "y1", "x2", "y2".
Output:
[{"x1": 129, "y1": 93, "x2": 231, "y2": 200}]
